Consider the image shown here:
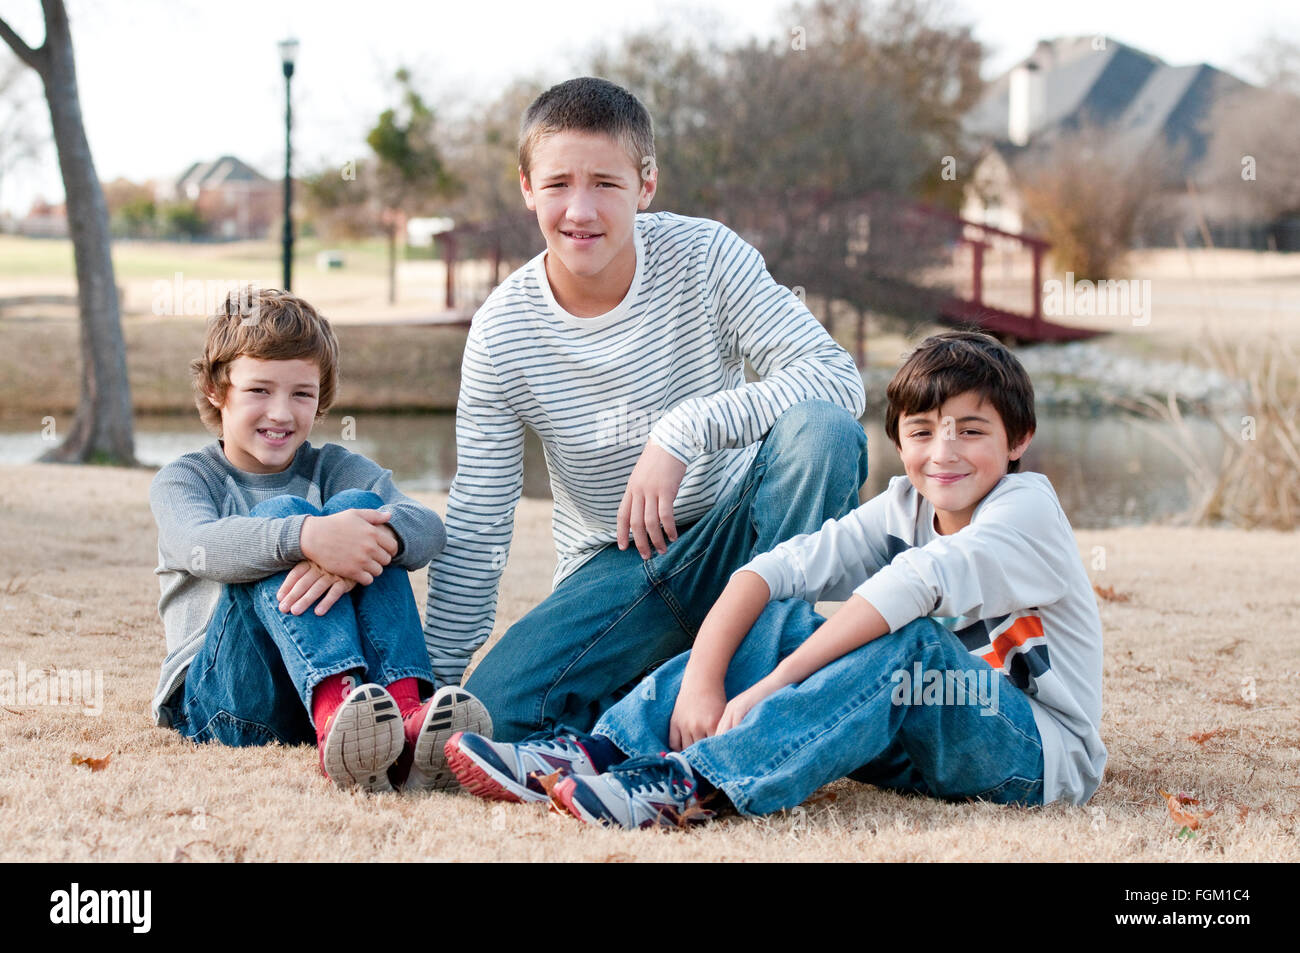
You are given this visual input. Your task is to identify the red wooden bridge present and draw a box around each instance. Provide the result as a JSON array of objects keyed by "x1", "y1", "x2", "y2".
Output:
[
  {"x1": 427, "y1": 202, "x2": 1100, "y2": 347},
  {"x1": 918, "y1": 205, "x2": 1099, "y2": 343}
]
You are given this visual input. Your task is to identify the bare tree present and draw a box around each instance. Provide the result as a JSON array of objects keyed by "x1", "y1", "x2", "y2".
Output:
[
  {"x1": 439, "y1": 79, "x2": 543, "y2": 283},
  {"x1": 1017, "y1": 122, "x2": 1183, "y2": 279},
  {"x1": 0, "y1": 1, "x2": 135, "y2": 464},
  {"x1": 1200, "y1": 37, "x2": 1300, "y2": 227},
  {"x1": 366, "y1": 68, "x2": 459, "y2": 304},
  {"x1": 588, "y1": 0, "x2": 980, "y2": 319},
  {"x1": 0, "y1": 52, "x2": 46, "y2": 215}
]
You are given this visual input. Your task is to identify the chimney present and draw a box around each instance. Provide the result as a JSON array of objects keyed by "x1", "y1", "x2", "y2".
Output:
[{"x1": 1008, "y1": 60, "x2": 1044, "y2": 146}]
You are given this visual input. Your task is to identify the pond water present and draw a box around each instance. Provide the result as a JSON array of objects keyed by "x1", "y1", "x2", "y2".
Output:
[{"x1": 0, "y1": 409, "x2": 1224, "y2": 530}]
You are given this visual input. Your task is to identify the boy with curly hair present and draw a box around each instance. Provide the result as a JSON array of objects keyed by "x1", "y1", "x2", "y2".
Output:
[{"x1": 151, "y1": 289, "x2": 489, "y2": 793}]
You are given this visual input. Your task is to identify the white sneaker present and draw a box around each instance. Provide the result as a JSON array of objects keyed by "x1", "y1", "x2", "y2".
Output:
[{"x1": 318, "y1": 683, "x2": 404, "y2": 793}]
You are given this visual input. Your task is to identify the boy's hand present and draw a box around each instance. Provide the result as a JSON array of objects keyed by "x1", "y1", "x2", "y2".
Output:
[
  {"x1": 715, "y1": 674, "x2": 784, "y2": 735},
  {"x1": 299, "y1": 509, "x2": 399, "y2": 584},
  {"x1": 277, "y1": 559, "x2": 356, "y2": 616},
  {"x1": 668, "y1": 677, "x2": 727, "y2": 751},
  {"x1": 617, "y1": 440, "x2": 687, "y2": 558}
]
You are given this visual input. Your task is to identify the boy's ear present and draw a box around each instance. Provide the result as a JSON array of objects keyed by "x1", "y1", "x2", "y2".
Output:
[
  {"x1": 1009, "y1": 429, "x2": 1035, "y2": 461},
  {"x1": 637, "y1": 157, "x2": 657, "y2": 210},
  {"x1": 205, "y1": 390, "x2": 222, "y2": 410},
  {"x1": 519, "y1": 166, "x2": 536, "y2": 212}
]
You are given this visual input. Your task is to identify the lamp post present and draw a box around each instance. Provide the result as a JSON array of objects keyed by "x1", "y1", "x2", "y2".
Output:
[{"x1": 278, "y1": 37, "x2": 299, "y2": 291}]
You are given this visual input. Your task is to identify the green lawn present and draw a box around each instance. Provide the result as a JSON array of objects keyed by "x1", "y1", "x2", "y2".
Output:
[{"x1": 0, "y1": 234, "x2": 396, "y2": 281}]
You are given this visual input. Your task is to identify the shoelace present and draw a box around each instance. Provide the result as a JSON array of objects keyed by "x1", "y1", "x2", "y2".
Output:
[
  {"x1": 518, "y1": 728, "x2": 589, "y2": 757},
  {"x1": 607, "y1": 753, "x2": 693, "y2": 797}
]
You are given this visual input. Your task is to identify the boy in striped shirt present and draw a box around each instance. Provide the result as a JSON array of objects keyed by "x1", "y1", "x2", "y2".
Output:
[{"x1": 425, "y1": 77, "x2": 868, "y2": 740}]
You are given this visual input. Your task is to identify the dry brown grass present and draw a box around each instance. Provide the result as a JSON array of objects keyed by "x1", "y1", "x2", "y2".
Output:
[
  {"x1": 1124, "y1": 334, "x2": 1300, "y2": 529},
  {"x1": 2, "y1": 463, "x2": 1298, "y2": 862}
]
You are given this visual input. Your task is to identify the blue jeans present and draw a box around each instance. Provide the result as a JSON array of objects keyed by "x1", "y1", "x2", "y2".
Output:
[
  {"x1": 465, "y1": 400, "x2": 870, "y2": 741},
  {"x1": 595, "y1": 599, "x2": 1045, "y2": 816},
  {"x1": 170, "y1": 489, "x2": 435, "y2": 747}
]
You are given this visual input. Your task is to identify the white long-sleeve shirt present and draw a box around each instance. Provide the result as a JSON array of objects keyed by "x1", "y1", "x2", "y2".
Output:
[
  {"x1": 741, "y1": 472, "x2": 1106, "y2": 806},
  {"x1": 423, "y1": 211, "x2": 866, "y2": 687}
]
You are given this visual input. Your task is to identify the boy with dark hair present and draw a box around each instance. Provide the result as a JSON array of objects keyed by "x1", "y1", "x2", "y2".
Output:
[
  {"x1": 446, "y1": 331, "x2": 1106, "y2": 827},
  {"x1": 151, "y1": 289, "x2": 489, "y2": 793},
  {"x1": 426, "y1": 76, "x2": 869, "y2": 742}
]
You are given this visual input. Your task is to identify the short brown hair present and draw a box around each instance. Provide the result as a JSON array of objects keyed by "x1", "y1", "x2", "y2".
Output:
[
  {"x1": 885, "y1": 330, "x2": 1036, "y2": 472},
  {"x1": 191, "y1": 288, "x2": 339, "y2": 436},
  {"x1": 518, "y1": 77, "x2": 654, "y2": 182}
]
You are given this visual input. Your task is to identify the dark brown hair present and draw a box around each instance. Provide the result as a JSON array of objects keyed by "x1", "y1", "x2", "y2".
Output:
[
  {"x1": 518, "y1": 76, "x2": 654, "y2": 183},
  {"x1": 885, "y1": 330, "x2": 1036, "y2": 472},
  {"x1": 191, "y1": 288, "x2": 339, "y2": 435}
]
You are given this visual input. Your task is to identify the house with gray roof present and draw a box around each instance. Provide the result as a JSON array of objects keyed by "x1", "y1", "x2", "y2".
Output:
[{"x1": 960, "y1": 37, "x2": 1277, "y2": 248}]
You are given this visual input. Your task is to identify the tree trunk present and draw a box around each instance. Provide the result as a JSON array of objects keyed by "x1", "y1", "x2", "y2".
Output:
[
  {"x1": 1, "y1": 1, "x2": 136, "y2": 465},
  {"x1": 386, "y1": 219, "x2": 397, "y2": 305}
]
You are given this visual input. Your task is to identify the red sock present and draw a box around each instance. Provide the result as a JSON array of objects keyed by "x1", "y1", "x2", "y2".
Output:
[
  {"x1": 387, "y1": 678, "x2": 430, "y2": 787},
  {"x1": 312, "y1": 670, "x2": 361, "y2": 746},
  {"x1": 388, "y1": 678, "x2": 423, "y2": 720}
]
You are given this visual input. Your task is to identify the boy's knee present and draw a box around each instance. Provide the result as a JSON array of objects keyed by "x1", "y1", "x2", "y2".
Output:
[
  {"x1": 892, "y1": 616, "x2": 952, "y2": 658},
  {"x1": 250, "y1": 494, "x2": 318, "y2": 518},
  {"x1": 323, "y1": 488, "x2": 384, "y2": 513},
  {"x1": 767, "y1": 400, "x2": 867, "y2": 470}
]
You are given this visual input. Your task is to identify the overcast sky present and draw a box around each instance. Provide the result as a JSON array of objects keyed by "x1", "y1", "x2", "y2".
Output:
[{"x1": 0, "y1": 0, "x2": 1294, "y2": 215}]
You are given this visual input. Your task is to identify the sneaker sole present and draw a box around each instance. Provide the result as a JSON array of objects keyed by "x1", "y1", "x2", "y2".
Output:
[
  {"x1": 321, "y1": 684, "x2": 404, "y2": 793},
  {"x1": 443, "y1": 733, "x2": 550, "y2": 804},
  {"x1": 405, "y1": 687, "x2": 493, "y2": 793}
]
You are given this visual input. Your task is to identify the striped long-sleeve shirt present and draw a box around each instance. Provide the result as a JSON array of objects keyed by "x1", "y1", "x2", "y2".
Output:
[{"x1": 423, "y1": 212, "x2": 866, "y2": 686}]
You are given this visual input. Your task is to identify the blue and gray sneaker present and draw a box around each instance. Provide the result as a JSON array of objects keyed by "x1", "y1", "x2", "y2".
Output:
[
  {"x1": 555, "y1": 752, "x2": 711, "y2": 829},
  {"x1": 444, "y1": 730, "x2": 603, "y2": 803}
]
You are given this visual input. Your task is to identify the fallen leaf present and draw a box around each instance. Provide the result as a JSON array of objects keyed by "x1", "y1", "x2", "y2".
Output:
[
  {"x1": 534, "y1": 769, "x2": 575, "y2": 819},
  {"x1": 534, "y1": 769, "x2": 565, "y2": 799},
  {"x1": 1093, "y1": 584, "x2": 1132, "y2": 603},
  {"x1": 1188, "y1": 729, "x2": 1228, "y2": 745},
  {"x1": 1157, "y1": 788, "x2": 1214, "y2": 830},
  {"x1": 601, "y1": 853, "x2": 634, "y2": 863},
  {"x1": 674, "y1": 801, "x2": 716, "y2": 828},
  {"x1": 70, "y1": 752, "x2": 111, "y2": 772},
  {"x1": 805, "y1": 790, "x2": 840, "y2": 806}
]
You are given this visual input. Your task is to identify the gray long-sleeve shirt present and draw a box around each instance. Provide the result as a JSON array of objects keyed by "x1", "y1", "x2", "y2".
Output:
[{"x1": 149, "y1": 440, "x2": 445, "y2": 725}]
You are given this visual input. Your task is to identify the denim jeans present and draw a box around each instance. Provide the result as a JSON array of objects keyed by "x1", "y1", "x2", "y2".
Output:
[
  {"x1": 594, "y1": 598, "x2": 1045, "y2": 816},
  {"x1": 465, "y1": 399, "x2": 871, "y2": 742},
  {"x1": 170, "y1": 489, "x2": 435, "y2": 747}
]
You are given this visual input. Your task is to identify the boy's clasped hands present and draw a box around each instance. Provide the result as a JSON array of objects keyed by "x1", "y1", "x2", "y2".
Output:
[{"x1": 277, "y1": 509, "x2": 400, "y2": 616}]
